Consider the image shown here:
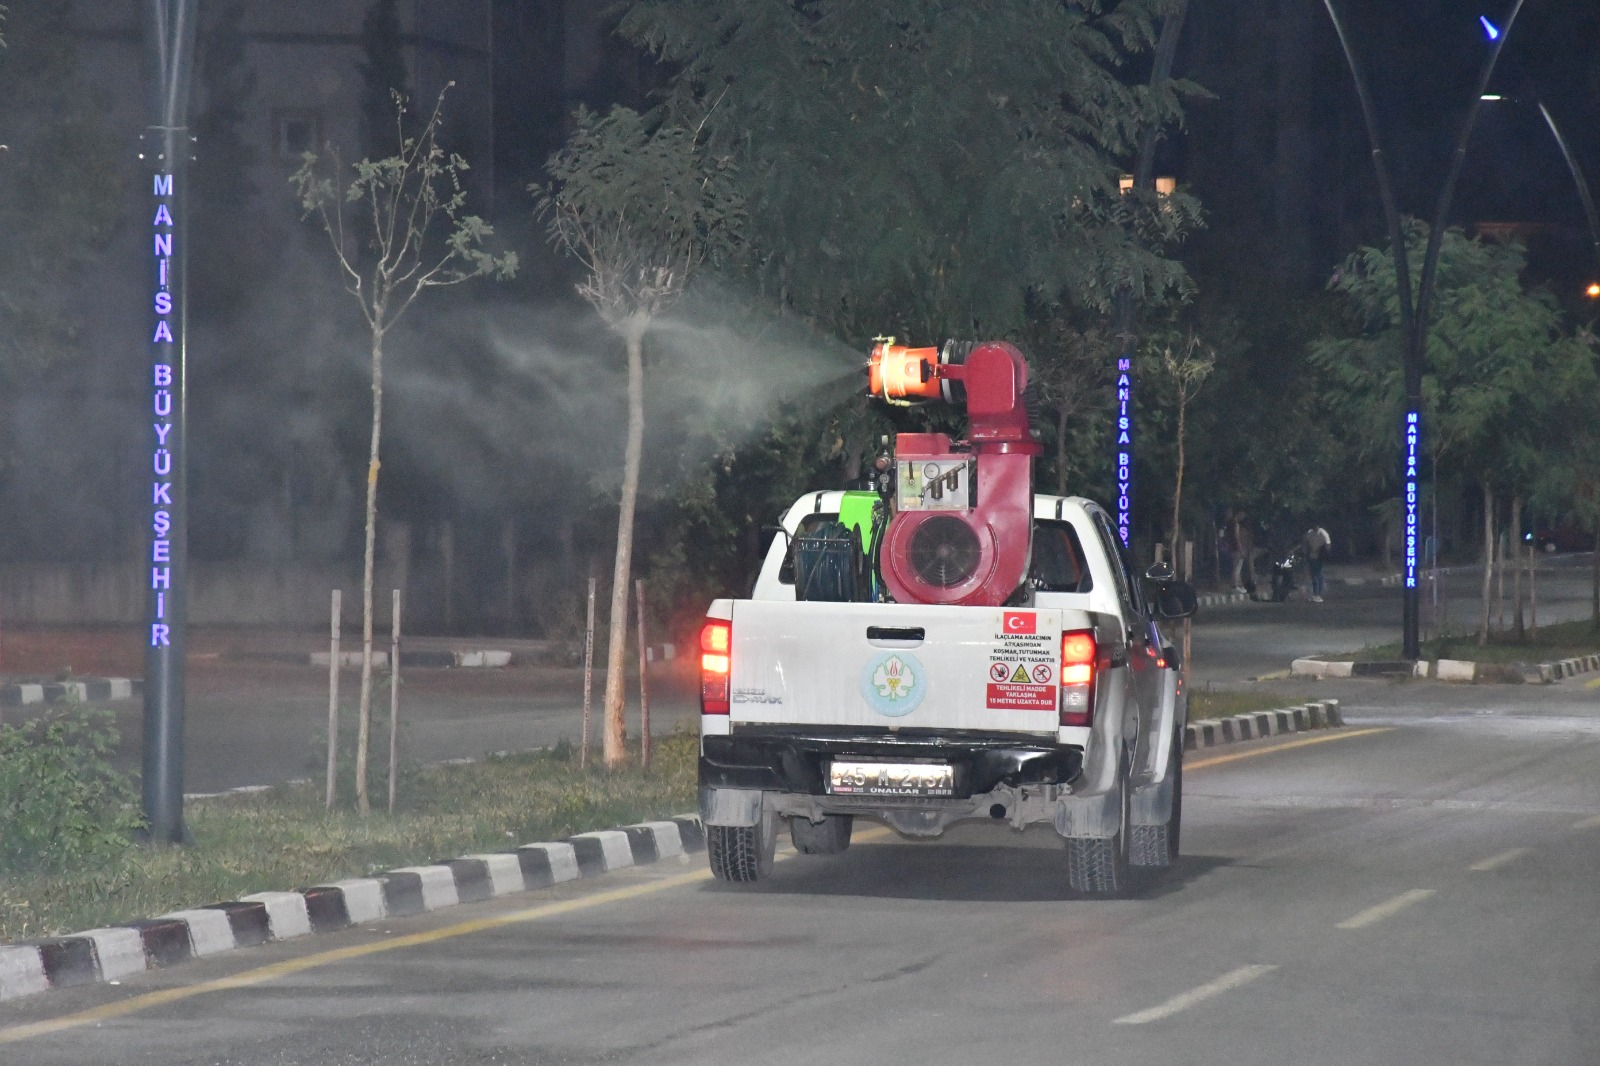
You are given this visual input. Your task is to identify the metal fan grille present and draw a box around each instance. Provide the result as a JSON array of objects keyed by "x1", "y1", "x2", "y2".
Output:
[{"x1": 907, "y1": 515, "x2": 982, "y2": 588}]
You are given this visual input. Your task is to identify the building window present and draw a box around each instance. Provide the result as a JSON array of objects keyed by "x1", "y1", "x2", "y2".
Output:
[{"x1": 274, "y1": 109, "x2": 322, "y2": 160}]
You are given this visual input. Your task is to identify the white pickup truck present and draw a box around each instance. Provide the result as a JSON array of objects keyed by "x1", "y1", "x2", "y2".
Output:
[{"x1": 696, "y1": 486, "x2": 1196, "y2": 895}]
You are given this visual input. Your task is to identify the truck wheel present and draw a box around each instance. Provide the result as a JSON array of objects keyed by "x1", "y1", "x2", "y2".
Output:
[
  {"x1": 1130, "y1": 736, "x2": 1183, "y2": 868},
  {"x1": 790, "y1": 814, "x2": 853, "y2": 855},
  {"x1": 1066, "y1": 766, "x2": 1130, "y2": 895},
  {"x1": 707, "y1": 816, "x2": 776, "y2": 883}
]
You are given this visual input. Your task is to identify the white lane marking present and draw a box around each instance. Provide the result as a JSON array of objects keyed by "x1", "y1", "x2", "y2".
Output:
[
  {"x1": 1112, "y1": 965, "x2": 1278, "y2": 1025},
  {"x1": 1335, "y1": 889, "x2": 1436, "y2": 930},
  {"x1": 1468, "y1": 847, "x2": 1530, "y2": 872},
  {"x1": 1573, "y1": 814, "x2": 1600, "y2": 830}
]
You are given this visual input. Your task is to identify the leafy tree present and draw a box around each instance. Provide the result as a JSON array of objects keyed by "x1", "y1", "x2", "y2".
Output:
[
  {"x1": 291, "y1": 88, "x2": 517, "y2": 813},
  {"x1": 618, "y1": 0, "x2": 1200, "y2": 343},
  {"x1": 1311, "y1": 222, "x2": 1589, "y2": 641},
  {"x1": 0, "y1": 0, "x2": 120, "y2": 390},
  {"x1": 536, "y1": 105, "x2": 744, "y2": 769}
]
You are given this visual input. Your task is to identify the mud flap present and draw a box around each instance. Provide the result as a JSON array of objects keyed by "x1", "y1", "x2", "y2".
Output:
[
  {"x1": 699, "y1": 786, "x2": 762, "y2": 827},
  {"x1": 1129, "y1": 773, "x2": 1174, "y2": 828},
  {"x1": 1053, "y1": 787, "x2": 1122, "y2": 840}
]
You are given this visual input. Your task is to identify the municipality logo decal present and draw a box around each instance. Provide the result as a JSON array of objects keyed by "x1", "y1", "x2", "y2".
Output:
[{"x1": 861, "y1": 652, "x2": 926, "y2": 717}]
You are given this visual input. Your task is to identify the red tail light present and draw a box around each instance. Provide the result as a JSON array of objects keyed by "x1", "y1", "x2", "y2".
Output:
[
  {"x1": 700, "y1": 620, "x2": 731, "y2": 714},
  {"x1": 1059, "y1": 628, "x2": 1096, "y2": 727}
]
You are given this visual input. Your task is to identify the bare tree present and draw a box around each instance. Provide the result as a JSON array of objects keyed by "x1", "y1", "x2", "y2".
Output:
[
  {"x1": 1024, "y1": 311, "x2": 1116, "y2": 496},
  {"x1": 536, "y1": 105, "x2": 742, "y2": 768},
  {"x1": 291, "y1": 87, "x2": 517, "y2": 812},
  {"x1": 1155, "y1": 333, "x2": 1216, "y2": 562}
]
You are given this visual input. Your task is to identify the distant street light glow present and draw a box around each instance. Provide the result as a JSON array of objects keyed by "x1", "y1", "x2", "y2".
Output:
[
  {"x1": 1586, "y1": 282, "x2": 1600, "y2": 298},
  {"x1": 1480, "y1": 15, "x2": 1501, "y2": 40},
  {"x1": 1480, "y1": 94, "x2": 1502, "y2": 101}
]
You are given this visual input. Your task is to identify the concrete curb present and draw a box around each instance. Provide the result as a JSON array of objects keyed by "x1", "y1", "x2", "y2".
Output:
[
  {"x1": 1537, "y1": 652, "x2": 1600, "y2": 683},
  {"x1": 1194, "y1": 590, "x2": 1254, "y2": 609},
  {"x1": 233, "y1": 643, "x2": 679, "y2": 669},
  {"x1": 1294, "y1": 650, "x2": 1600, "y2": 684},
  {"x1": 0, "y1": 677, "x2": 140, "y2": 708},
  {"x1": 0, "y1": 815, "x2": 706, "y2": 1003},
  {"x1": 1185, "y1": 699, "x2": 1343, "y2": 752}
]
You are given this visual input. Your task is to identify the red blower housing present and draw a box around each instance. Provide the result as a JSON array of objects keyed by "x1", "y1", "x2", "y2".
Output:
[{"x1": 870, "y1": 340, "x2": 1042, "y2": 607}]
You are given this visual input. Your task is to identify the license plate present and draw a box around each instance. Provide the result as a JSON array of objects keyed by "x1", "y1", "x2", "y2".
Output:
[{"x1": 827, "y1": 760, "x2": 954, "y2": 797}]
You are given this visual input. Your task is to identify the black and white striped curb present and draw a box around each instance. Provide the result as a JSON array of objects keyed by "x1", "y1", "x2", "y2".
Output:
[
  {"x1": 1194, "y1": 590, "x2": 1253, "y2": 609},
  {"x1": 1538, "y1": 652, "x2": 1600, "y2": 683},
  {"x1": 0, "y1": 816, "x2": 706, "y2": 1003},
  {"x1": 0, "y1": 677, "x2": 139, "y2": 708},
  {"x1": 1185, "y1": 699, "x2": 1343, "y2": 751}
]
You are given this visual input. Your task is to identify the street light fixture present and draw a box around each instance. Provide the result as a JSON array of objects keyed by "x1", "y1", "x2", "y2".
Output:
[{"x1": 1479, "y1": 94, "x2": 1600, "y2": 295}]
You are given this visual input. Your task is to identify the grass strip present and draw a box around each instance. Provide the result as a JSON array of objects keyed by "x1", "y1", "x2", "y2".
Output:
[
  {"x1": 1347, "y1": 617, "x2": 1600, "y2": 665},
  {"x1": 0, "y1": 734, "x2": 696, "y2": 944},
  {"x1": 1187, "y1": 685, "x2": 1302, "y2": 722}
]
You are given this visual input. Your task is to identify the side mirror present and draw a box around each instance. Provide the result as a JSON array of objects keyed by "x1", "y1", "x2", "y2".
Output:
[
  {"x1": 1144, "y1": 561, "x2": 1176, "y2": 582},
  {"x1": 1148, "y1": 580, "x2": 1198, "y2": 620}
]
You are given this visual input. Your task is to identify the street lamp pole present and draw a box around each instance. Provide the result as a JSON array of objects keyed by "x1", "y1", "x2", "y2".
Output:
[
  {"x1": 140, "y1": 0, "x2": 197, "y2": 845},
  {"x1": 1320, "y1": 0, "x2": 1526, "y2": 661},
  {"x1": 1534, "y1": 101, "x2": 1600, "y2": 278}
]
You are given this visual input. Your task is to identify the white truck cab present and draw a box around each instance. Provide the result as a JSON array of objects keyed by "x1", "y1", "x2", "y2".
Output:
[{"x1": 697, "y1": 489, "x2": 1195, "y2": 895}]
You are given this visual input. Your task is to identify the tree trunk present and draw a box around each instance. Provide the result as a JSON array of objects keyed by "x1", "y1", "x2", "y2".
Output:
[
  {"x1": 601, "y1": 322, "x2": 647, "y2": 769},
  {"x1": 1494, "y1": 498, "x2": 1505, "y2": 634},
  {"x1": 356, "y1": 328, "x2": 386, "y2": 814},
  {"x1": 1511, "y1": 494, "x2": 1524, "y2": 641},
  {"x1": 1477, "y1": 482, "x2": 1494, "y2": 646},
  {"x1": 1529, "y1": 547, "x2": 1538, "y2": 636},
  {"x1": 1056, "y1": 403, "x2": 1069, "y2": 496},
  {"x1": 1169, "y1": 399, "x2": 1186, "y2": 563}
]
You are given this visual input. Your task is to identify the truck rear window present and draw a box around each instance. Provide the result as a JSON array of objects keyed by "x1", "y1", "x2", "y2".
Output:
[{"x1": 1032, "y1": 519, "x2": 1092, "y2": 593}]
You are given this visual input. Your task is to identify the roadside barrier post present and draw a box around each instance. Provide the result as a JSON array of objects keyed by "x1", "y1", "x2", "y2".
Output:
[
  {"x1": 388, "y1": 588, "x2": 401, "y2": 814},
  {"x1": 636, "y1": 579, "x2": 651, "y2": 770},
  {"x1": 581, "y1": 576, "x2": 596, "y2": 769}
]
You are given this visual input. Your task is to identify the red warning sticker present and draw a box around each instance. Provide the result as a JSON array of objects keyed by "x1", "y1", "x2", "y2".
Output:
[{"x1": 986, "y1": 682, "x2": 1056, "y2": 711}]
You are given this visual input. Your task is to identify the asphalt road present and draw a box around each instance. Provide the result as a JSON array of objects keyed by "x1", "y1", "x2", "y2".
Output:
[{"x1": 5, "y1": 697, "x2": 1599, "y2": 1064}]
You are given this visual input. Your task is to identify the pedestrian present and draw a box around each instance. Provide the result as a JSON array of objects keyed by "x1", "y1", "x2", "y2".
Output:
[
  {"x1": 1229, "y1": 511, "x2": 1254, "y2": 595},
  {"x1": 1302, "y1": 524, "x2": 1331, "y2": 602}
]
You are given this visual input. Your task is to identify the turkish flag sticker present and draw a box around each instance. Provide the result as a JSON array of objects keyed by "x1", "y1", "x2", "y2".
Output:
[{"x1": 1002, "y1": 611, "x2": 1036, "y2": 634}]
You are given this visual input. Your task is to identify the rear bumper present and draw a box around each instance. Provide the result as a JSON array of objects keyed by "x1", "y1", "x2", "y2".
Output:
[{"x1": 699, "y1": 726, "x2": 1083, "y2": 798}]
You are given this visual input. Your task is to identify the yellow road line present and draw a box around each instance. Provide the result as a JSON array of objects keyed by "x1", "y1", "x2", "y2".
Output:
[
  {"x1": 1572, "y1": 814, "x2": 1600, "y2": 830},
  {"x1": 1335, "y1": 888, "x2": 1436, "y2": 930},
  {"x1": 1468, "y1": 847, "x2": 1530, "y2": 872},
  {"x1": 2, "y1": 827, "x2": 900, "y2": 1046},
  {"x1": 1186, "y1": 727, "x2": 1394, "y2": 770},
  {"x1": 1583, "y1": 677, "x2": 1600, "y2": 690}
]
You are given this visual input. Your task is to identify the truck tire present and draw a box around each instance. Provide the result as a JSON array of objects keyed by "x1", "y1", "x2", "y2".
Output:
[
  {"x1": 1130, "y1": 733, "x2": 1183, "y2": 868},
  {"x1": 1066, "y1": 764, "x2": 1131, "y2": 895},
  {"x1": 790, "y1": 814, "x2": 853, "y2": 855},
  {"x1": 708, "y1": 816, "x2": 777, "y2": 883}
]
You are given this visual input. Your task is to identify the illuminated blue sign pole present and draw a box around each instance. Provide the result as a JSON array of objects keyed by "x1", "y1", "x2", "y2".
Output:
[
  {"x1": 1110, "y1": 4, "x2": 1187, "y2": 552},
  {"x1": 1322, "y1": 0, "x2": 1524, "y2": 660},
  {"x1": 140, "y1": 0, "x2": 197, "y2": 845}
]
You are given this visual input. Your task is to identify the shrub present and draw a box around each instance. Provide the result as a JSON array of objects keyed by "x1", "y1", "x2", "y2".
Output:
[{"x1": 0, "y1": 701, "x2": 143, "y2": 875}]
